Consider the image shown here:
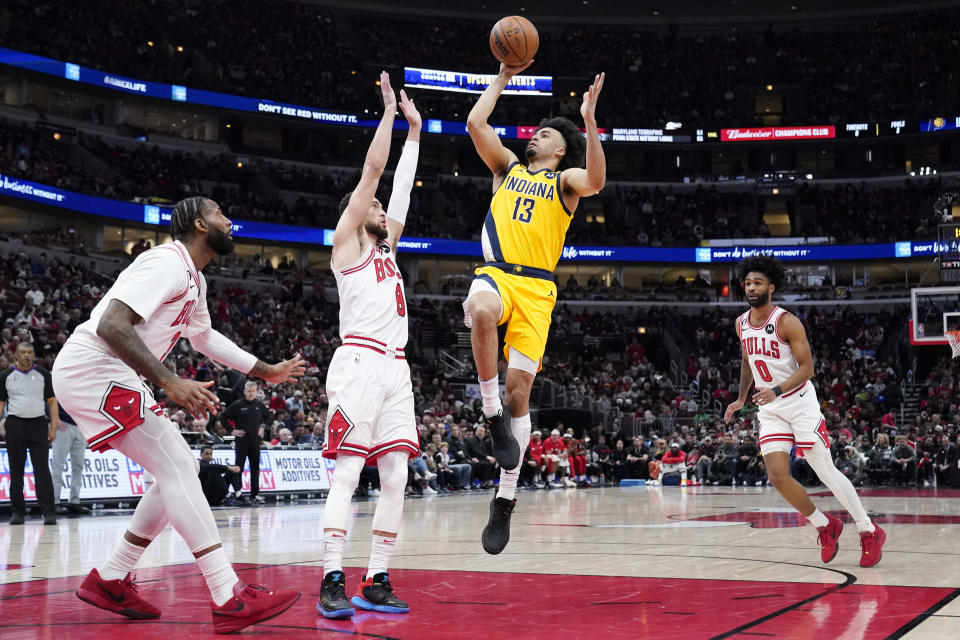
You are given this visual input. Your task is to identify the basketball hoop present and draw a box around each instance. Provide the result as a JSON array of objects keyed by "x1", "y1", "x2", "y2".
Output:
[{"x1": 946, "y1": 330, "x2": 960, "y2": 358}]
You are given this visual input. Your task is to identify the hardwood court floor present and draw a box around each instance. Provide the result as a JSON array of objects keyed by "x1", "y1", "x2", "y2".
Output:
[{"x1": 1, "y1": 485, "x2": 958, "y2": 639}]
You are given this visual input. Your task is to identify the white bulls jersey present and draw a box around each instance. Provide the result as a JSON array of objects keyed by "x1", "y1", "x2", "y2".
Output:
[
  {"x1": 738, "y1": 306, "x2": 807, "y2": 395},
  {"x1": 333, "y1": 241, "x2": 408, "y2": 350},
  {"x1": 70, "y1": 240, "x2": 208, "y2": 362}
]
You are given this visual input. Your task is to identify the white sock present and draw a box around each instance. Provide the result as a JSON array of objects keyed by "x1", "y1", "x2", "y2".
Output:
[
  {"x1": 196, "y1": 548, "x2": 240, "y2": 606},
  {"x1": 855, "y1": 518, "x2": 876, "y2": 533},
  {"x1": 323, "y1": 530, "x2": 346, "y2": 576},
  {"x1": 806, "y1": 508, "x2": 829, "y2": 529},
  {"x1": 479, "y1": 376, "x2": 502, "y2": 418},
  {"x1": 367, "y1": 534, "x2": 396, "y2": 577},
  {"x1": 100, "y1": 538, "x2": 148, "y2": 581},
  {"x1": 497, "y1": 414, "x2": 531, "y2": 500},
  {"x1": 804, "y1": 444, "x2": 873, "y2": 530}
]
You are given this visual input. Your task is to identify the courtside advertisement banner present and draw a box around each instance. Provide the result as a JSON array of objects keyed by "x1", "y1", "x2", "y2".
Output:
[
  {"x1": 720, "y1": 126, "x2": 836, "y2": 142},
  {"x1": 0, "y1": 448, "x2": 335, "y2": 503}
]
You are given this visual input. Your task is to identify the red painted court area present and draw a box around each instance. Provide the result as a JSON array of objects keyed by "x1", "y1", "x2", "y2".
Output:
[{"x1": 0, "y1": 565, "x2": 953, "y2": 639}]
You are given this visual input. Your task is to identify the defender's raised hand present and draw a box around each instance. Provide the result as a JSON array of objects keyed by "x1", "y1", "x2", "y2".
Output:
[
  {"x1": 379, "y1": 71, "x2": 396, "y2": 112},
  {"x1": 398, "y1": 89, "x2": 421, "y2": 130}
]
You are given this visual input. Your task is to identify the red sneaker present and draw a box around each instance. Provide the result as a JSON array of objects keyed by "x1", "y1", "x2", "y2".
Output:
[
  {"x1": 210, "y1": 580, "x2": 300, "y2": 634},
  {"x1": 76, "y1": 568, "x2": 161, "y2": 619},
  {"x1": 816, "y1": 515, "x2": 844, "y2": 563},
  {"x1": 859, "y1": 524, "x2": 886, "y2": 568}
]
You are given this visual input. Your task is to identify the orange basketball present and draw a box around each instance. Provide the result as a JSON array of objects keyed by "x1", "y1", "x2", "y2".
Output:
[{"x1": 489, "y1": 16, "x2": 539, "y2": 67}]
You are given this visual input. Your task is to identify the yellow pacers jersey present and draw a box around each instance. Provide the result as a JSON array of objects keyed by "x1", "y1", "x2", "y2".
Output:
[{"x1": 482, "y1": 162, "x2": 574, "y2": 272}]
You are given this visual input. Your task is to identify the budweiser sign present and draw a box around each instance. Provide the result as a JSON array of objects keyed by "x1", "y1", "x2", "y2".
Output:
[{"x1": 721, "y1": 126, "x2": 836, "y2": 142}]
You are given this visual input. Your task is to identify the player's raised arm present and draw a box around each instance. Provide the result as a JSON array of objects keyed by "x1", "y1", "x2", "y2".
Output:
[
  {"x1": 332, "y1": 71, "x2": 397, "y2": 249},
  {"x1": 385, "y1": 90, "x2": 421, "y2": 248},
  {"x1": 466, "y1": 62, "x2": 528, "y2": 182},
  {"x1": 561, "y1": 73, "x2": 606, "y2": 197}
]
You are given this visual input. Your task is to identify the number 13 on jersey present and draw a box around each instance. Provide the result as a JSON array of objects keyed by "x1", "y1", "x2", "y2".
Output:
[{"x1": 512, "y1": 197, "x2": 534, "y2": 223}]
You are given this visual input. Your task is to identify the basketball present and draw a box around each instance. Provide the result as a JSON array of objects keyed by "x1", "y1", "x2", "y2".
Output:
[{"x1": 489, "y1": 15, "x2": 539, "y2": 66}]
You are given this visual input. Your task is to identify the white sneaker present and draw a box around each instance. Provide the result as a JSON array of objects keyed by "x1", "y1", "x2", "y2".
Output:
[
  {"x1": 424, "y1": 471, "x2": 437, "y2": 481},
  {"x1": 550, "y1": 481, "x2": 563, "y2": 487},
  {"x1": 253, "y1": 495, "x2": 265, "y2": 504},
  {"x1": 423, "y1": 486, "x2": 438, "y2": 495},
  {"x1": 563, "y1": 478, "x2": 576, "y2": 488}
]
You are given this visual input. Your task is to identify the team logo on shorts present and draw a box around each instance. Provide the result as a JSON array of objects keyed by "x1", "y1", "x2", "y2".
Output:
[
  {"x1": 98, "y1": 382, "x2": 146, "y2": 431},
  {"x1": 765, "y1": 324, "x2": 775, "y2": 334},
  {"x1": 325, "y1": 406, "x2": 363, "y2": 455}
]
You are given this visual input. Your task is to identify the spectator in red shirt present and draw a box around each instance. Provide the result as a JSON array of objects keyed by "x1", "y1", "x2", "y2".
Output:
[
  {"x1": 661, "y1": 442, "x2": 688, "y2": 485},
  {"x1": 542, "y1": 429, "x2": 574, "y2": 487},
  {"x1": 521, "y1": 430, "x2": 545, "y2": 488},
  {"x1": 881, "y1": 410, "x2": 896, "y2": 431},
  {"x1": 564, "y1": 432, "x2": 589, "y2": 486},
  {"x1": 268, "y1": 391, "x2": 286, "y2": 412}
]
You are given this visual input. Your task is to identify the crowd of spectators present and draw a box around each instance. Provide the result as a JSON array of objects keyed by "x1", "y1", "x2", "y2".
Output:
[
  {"x1": 2, "y1": 235, "x2": 959, "y2": 497},
  {"x1": 2, "y1": 118, "x2": 950, "y2": 249},
  {"x1": 5, "y1": 1, "x2": 960, "y2": 127}
]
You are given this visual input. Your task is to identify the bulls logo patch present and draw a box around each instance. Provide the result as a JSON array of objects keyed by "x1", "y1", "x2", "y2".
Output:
[
  {"x1": 325, "y1": 406, "x2": 355, "y2": 452},
  {"x1": 99, "y1": 382, "x2": 146, "y2": 431},
  {"x1": 765, "y1": 324, "x2": 775, "y2": 334}
]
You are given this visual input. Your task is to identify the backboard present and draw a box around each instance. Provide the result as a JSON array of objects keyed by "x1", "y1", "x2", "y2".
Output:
[{"x1": 910, "y1": 286, "x2": 960, "y2": 346}]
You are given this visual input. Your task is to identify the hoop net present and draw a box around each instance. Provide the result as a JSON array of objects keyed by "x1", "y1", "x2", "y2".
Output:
[{"x1": 946, "y1": 330, "x2": 960, "y2": 358}]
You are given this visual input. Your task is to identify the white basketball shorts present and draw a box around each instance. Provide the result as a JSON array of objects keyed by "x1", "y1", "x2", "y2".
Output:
[
  {"x1": 52, "y1": 342, "x2": 163, "y2": 453},
  {"x1": 756, "y1": 381, "x2": 829, "y2": 456},
  {"x1": 322, "y1": 341, "x2": 418, "y2": 464}
]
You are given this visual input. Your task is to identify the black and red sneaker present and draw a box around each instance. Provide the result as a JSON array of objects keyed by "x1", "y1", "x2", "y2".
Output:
[
  {"x1": 816, "y1": 515, "x2": 844, "y2": 563},
  {"x1": 75, "y1": 568, "x2": 161, "y2": 620},
  {"x1": 210, "y1": 580, "x2": 301, "y2": 634}
]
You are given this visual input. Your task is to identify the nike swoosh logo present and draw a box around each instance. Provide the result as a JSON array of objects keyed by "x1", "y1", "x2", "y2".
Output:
[
  {"x1": 799, "y1": 391, "x2": 807, "y2": 397},
  {"x1": 213, "y1": 600, "x2": 245, "y2": 615},
  {"x1": 99, "y1": 582, "x2": 125, "y2": 603}
]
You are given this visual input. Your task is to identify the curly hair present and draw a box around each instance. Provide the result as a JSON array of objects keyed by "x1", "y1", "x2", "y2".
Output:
[
  {"x1": 536, "y1": 117, "x2": 586, "y2": 171},
  {"x1": 736, "y1": 255, "x2": 786, "y2": 291}
]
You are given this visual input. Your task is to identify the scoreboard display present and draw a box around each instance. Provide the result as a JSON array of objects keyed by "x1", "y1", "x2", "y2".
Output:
[{"x1": 939, "y1": 223, "x2": 960, "y2": 282}]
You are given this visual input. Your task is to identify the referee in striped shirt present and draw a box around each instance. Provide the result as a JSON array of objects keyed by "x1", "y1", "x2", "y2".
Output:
[{"x1": 0, "y1": 342, "x2": 58, "y2": 525}]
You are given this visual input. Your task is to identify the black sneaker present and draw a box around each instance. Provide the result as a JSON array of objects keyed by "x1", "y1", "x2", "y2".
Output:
[
  {"x1": 485, "y1": 411, "x2": 520, "y2": 469},
  {"x1": 481, "y1": 496, "x2": 517, "y2": 555},
  {"x1": 316, "y1": 570, "x2": 355, "y2": 619},
  {"x1": 9, "y1": 513, "x2": 24, "y2": 525},
  {"x1": 43, "y1": 513, "x2": 57, "y2": 525},
  {"x1": 67, "y1": 504, "x2": 91, "y2": 515},
  {"x1": 351, "y1": 573, "x2": 410, "y2": 614}
]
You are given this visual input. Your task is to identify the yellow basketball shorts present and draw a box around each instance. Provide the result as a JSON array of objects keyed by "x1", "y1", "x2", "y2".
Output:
[{"x1": 468, "y1": 263, "x2": 558, "y2": 367}]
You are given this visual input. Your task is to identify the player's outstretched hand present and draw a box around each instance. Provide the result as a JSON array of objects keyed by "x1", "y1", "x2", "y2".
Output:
[
  {"x1": 164, "y1": 378, "x2": 220, "y2": 420},
  {"x1": 260, "y1": 353, "x2": 307, "y2": 385},
  {"x1": 580, "y1": 72, "x2": 605, "y2": 124},
  {"x1": 379, "y1": 71, "x2": 396, "y2": 112},
  {"x1": 398, "y1": 90, "x2": 421, "y2": 130},
  {"x1": 723, "y1": 399, "x2": 744, "y2": 424},
  {"x1": 499, "y1": 59, "x2": 534, "y2": 79}
]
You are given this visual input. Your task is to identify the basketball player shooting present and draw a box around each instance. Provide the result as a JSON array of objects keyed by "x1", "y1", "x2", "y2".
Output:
[
  {"x1": 723, "y1": 256, "x2": 886, "y2": 567},
  {"x1": 464, "y1": 61, "x2": 606, "y2": 554},
  {"x1": 51, "y1": 196, "x2": 305, "y2": 633},
  {"x1": 317, "y1": 72, "x2": 421, "y2": 619}
]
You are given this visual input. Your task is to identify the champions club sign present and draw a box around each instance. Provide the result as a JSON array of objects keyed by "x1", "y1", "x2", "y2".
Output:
[{"x1": 721, "y1": 126, "x2": 836, "y2": 142}]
